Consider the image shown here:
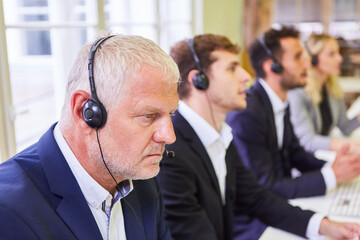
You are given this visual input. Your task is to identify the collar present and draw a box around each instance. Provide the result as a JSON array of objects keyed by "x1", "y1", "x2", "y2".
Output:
[
  {"x1": 258, "y1": 78, "x2": 288, "y2": 113},
  {"x1": 53, "y1": 124, "x2": 133, "y2": 209},
  {"x1": 178, "y1": 101, "x2": 233, "y2": 149}
]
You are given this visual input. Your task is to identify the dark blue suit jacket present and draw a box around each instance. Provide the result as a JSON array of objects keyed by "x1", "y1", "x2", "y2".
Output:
[
  {"x1": 0, "y1": 123, "x2": 171, "y2": 240},
  {"x1": 159, "y1": 112, "x2": 314, "y2": 240},
  {"x1": 226, "y1": 80, "x2": 327, "y2": 199}
]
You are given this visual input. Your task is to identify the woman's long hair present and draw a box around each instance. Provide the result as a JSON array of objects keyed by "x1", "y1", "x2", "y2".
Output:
[{"x1": 304, "y1": 34, "x2": 343, "y2": 105}]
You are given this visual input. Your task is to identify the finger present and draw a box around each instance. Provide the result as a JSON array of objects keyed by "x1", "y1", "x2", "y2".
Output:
[
  {"x1": 338, "y1": 143, "x2": 351, "y2": 156},
  {"x1": 344, "y1": 223, "x2": 360, "y2": 236}
]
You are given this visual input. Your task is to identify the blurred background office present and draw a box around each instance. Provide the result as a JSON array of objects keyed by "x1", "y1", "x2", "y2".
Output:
[{"x1": 1, "y1": 0, "x2": 360, "y2": 162}]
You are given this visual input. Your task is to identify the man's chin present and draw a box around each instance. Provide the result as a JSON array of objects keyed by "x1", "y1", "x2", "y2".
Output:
[
  {"x1": 233, "y1": 100, "x2": 247, "y2": 111},
  {"x1": 298, "y1": 77, "x2": 308, "y2": 87},
  {"x1": 298, "y1": 82, "x2": 307, "y2": 88},
  {"x1": 239, "y1": 102, "x2": 247, "y2": 110},
  {"x1": 133, "y1": 166, "x2": 160, "y2": 180},
  {"x1": 289, "y1": 82, "x2": 306, "y2": 90}
]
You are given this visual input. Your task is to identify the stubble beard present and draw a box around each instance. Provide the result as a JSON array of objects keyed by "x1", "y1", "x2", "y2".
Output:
[{"x1": 280, "y1": 72, "x2": 306, "y2": 90}]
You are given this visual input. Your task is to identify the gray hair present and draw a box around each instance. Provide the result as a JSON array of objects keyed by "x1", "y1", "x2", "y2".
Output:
[{"x1": 60, "y1": 34, "x2": 180, "y2": 125}]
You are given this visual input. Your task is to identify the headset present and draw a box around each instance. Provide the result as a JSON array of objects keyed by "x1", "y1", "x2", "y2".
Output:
[
  {"x1": 186, "y1": 38, "x2": 209, "y2": 90},
  {"x1": 310, "y1": 55, "x2": 318, "y2": 66},
  {"x1": 257, "y1": 35, "x2": 283, "y2": 74},
  {"x1": 82, "y1": 36, "x2": 175, "y2": 240},
  {"x1": 304, "y1": 41, "x2": 318, "y2": 66},
  {"x1": 82, "y1": 35, "x2": 115, "y2": 129}
]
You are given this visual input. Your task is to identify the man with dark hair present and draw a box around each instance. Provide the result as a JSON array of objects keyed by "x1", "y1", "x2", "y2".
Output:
[
  {"x1": 158, "y1": 33, "x2": 360, "y2": 240},
  {"x1": 227, "y1": 26, "x2": 360, "y2": 238},
  {"x1": 247, "y1": 26, "x2": 299, "y2": 79}
]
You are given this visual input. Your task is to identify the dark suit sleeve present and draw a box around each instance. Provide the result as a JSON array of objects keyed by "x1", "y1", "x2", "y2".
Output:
[
  {"x1": 154, "y1": 180, "x2": 173, "y2": 240},
  {"x1": 227, "y1": 96, "x2": 326, "y2": 199},
  {"x1": 231, "y1": 147, "x2": 314, "y2": 238},
  {"x1": 0, "y1": 205, "x2": 39, "y2": 240},
  {"x1": 158, "y1": 152, "x2": 218, "y2": 240}
]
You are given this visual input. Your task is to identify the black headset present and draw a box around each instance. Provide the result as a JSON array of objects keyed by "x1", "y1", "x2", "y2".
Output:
[
  {"x1": 82, "y1": 35, "x2": 154, "y2": 240},
  {"x1": 82, "y1": 35, "x2": 115, "y2": 129},
  {"x1": 304, "y1": 41, "x2": 318, "y2": 66},
  {"x1": 311, "y1": 55, "x2": 318, "y2": 66},
  {"x1": 257, "y1": 35, "x2": 283, "y2": 74},
  {"x1": 186, "y1": 38, "x2": 209, "y2": 90}
]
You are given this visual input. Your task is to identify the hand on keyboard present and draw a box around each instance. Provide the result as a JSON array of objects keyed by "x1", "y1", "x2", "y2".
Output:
[
  {"x1": 319, "y1": 217, "x2": 360, "y2": 240},
  {"x1": 332, "y1": 143, "x2": 360, "y2": 184}
]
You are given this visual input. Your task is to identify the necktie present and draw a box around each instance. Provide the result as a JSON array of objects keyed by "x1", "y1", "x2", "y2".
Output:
[
  {"x1": 282, "y1": 106, "x2": 291, "y2": 176},
  {"x1": 319, "y1": 87, "x2": 333, "y2": 135}
]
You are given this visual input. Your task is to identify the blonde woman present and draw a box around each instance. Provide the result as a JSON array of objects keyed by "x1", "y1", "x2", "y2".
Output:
[{"x1": 288, "y1": 33, "x2": 360, "y2": 153}]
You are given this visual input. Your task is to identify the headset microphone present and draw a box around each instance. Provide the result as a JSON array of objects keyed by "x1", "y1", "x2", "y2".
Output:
[{"x1": 166, "y1": 150, "x2": 175, "y2": 158}]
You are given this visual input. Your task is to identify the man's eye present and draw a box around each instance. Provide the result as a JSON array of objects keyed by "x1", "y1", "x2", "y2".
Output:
[
  {"x1": 144, "y1": 114, "x2": 155, "y2": 119},
  {"x1": 137, "y1": 114, "x2": 156, "y2": 126},
  {"x1": 228, "y1": 66, "x2": 236, "y2": 72}
]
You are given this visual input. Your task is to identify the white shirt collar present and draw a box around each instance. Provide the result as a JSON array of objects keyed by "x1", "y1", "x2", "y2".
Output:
[
  {"x1": 178, "y1": 101, "x2": 233, "y2": 148},
  {"x1": 258, "y1": 78, "x2": 288, "y2": 113},
  {"x1": 53, "y1": 124, "x2": 133, "y2": 209},
  {"x1": 258, "y1": 79, "x2": 288, "y2": 148}
]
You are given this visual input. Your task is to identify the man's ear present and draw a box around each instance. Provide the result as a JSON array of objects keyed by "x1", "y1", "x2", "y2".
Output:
[
  {"x1": 70, "y1": 90, "x2": 93, "y2": 134},
  {"x1": 263, "y1": 59, "x2": 275, "y2": 76},
  {"x1": 187, "y1": 69, "x2": 200, "y2": 88}
]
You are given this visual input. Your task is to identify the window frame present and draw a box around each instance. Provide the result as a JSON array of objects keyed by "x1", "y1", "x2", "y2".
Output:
[{"x1": 0, "y1": 0, "x2": 201, "y2": 162}]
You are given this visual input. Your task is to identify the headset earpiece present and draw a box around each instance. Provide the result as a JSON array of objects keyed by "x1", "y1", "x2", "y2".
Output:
[
  {"x1": 82, "y1": 98, "x2": 107, "y2": 129},
  {"x1": 271, "y1": 61, "x2": 284, "y2": 74},
  {"x1": 304, "y1": 40, "x2": 318, "y2": 66},
  {"x1": 258, "y1": 35, "x2": 283, "y2": 74},
  {"x1": 186, "y1": 38, "x2": 209, "y2": 90},
  {"x1": 311, "y1": 55, "x2": 318, "y2": 66},
  {"x1": 192, "y1": 72, "x2": 209, "y2": 90},
  {"x1": 82, "y1": 35, "x2": 115, "y2": 129}
]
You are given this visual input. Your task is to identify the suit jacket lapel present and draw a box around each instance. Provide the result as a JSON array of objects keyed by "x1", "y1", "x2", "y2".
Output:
[
  {"x1": 172, "y1": 112, "x2": 222, "y2": 197},
  {"x1": 38, "y1": 124, "x2": 102, "y2": 240},
  {"x1": 253, "y1": 81, "x2": 292, "y2": 174},
  {"x1": 224, "y1": 143, "x2": 237, "y2": 204},
  {"x1": 282, "y1": 106, "x2": 292, "y2": 149},
  {"x1": 122, "y1": 190, "x2": 148, "y2": 240},
  {"x1": 252, "y1": 81, "x2": 279, "y2": 148}
]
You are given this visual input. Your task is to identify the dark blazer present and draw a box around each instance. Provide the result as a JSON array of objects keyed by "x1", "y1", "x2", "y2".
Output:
[
  {"x1": 159, "y1": 111, "x2": 315, "y2": 240},
  {"x1": 226, "y1": 80, "x2": 327, "y2": 199},
  {"x1": 0, "y1": 123, "x2": 171, "y2": 240}
]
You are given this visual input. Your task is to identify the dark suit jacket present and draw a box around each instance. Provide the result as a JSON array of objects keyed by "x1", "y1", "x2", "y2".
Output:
[
  {"x1": 0, "y1": 123, "x2": 171, "y2": 240},
  {"x1": 158, "y1": 112, "x2": 315, "y2": 240},
  {"x1": 226, "y1": 80, "x2": 327, "y2": 199}
]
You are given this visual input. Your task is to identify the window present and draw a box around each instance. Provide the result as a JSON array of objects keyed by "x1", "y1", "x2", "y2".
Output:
[
  {"x1": 0, "y1": 0, "x2": 200, "y2": 160},
  {"x1": 273, "y1": 0, "x2": 360, "y2": 77}
]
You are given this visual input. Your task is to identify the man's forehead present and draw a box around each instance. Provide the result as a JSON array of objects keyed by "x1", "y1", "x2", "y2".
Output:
[
  {"x1": 126, "y1": 96, "x2": 178, "y2": 116},
  {"x1": 210, "y1": 50, "x2": 239, "y2": 64},
  {"x1": 279, "y1": 37, "x2": 303, "y2": 56},
  {"x1": 126, "y1": 81, "x2": 178, "y2": 108},
  {"x1": 211, "y1": 49, "x2": 238, "y2": 57},
  {"x1": 280, "y1": 37, "x2": 301, "y2": 50}
]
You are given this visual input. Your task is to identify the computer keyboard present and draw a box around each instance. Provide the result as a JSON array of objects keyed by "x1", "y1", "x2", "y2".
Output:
[{"x1": 329, "y1": 179, "x2": 360, "y2": 217}]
